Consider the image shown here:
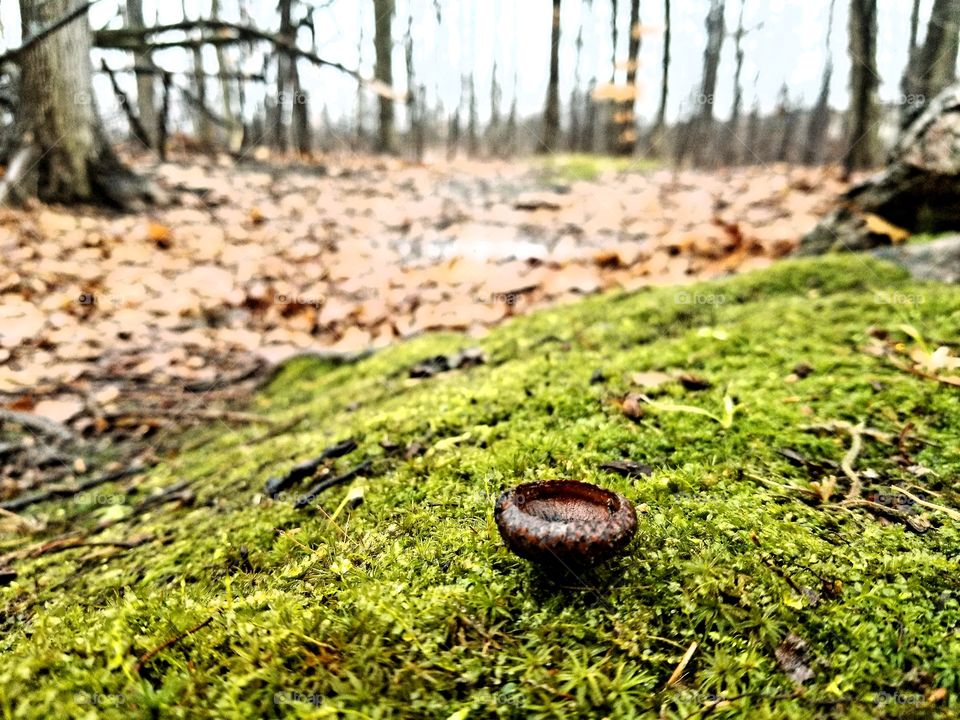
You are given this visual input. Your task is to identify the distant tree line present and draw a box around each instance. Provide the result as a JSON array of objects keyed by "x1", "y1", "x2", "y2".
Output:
[{"x1": 0, "y1": 0, "x2": 958, "y2": 205}]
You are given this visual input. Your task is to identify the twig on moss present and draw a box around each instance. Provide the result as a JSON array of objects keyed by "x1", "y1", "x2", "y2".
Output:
[
  {"x1": 28, "y1": 534, "x2": 154, "y2": 558},
  {"x1": 890, "y1": 486, "x2": 960, "y2": 522},
  {"x1": 840, "y1": 499, "x2": 930, "y2": 533},
  {"x1": 841, "y1": 421, "x2": 865, "y2": 501},
  {"x1": 665, "y1": 641, "x2": 699, "y2": 687},
  {"x1": 134, "y1": 613, "x2": 219, "y2": 675}
]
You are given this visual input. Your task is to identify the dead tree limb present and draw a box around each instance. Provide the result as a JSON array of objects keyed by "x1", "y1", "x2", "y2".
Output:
[
  {"x1": 95, "y1": 64, "x2": 267, "y2": 82},
  {"x1": 94, "y1": 21, "x2": 405, "y2": 100},
  {"x1": 158, "y1": 70, "x2": 172, "y2": 161},
  {"x1": 100, "y1": 59, "x2": 152, "y2": 148}
]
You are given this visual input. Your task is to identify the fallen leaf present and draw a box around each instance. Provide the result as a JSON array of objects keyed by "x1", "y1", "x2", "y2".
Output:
[
  {"x1": 862, "y1": 212, "x2": 910, "y2": 243},
  {"x1": 32, "y1": 397, "x2": 84, "y2": 424},
  {"x1": 630, "y1": 371, "x2": 674, "y2": 389},
  {"x1": 147, "y1": 222, "x2": 173, "y2": 248}
]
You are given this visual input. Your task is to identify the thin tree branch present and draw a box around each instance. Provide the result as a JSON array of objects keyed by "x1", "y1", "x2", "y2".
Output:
[{"x1": 94, "y1": 20, "x2": 405, "y2": 100}]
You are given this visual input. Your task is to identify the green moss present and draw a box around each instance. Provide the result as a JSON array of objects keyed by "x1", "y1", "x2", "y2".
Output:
[
  {"x1": 538, "y1": 153, "x2": 659, "y2": 183},
  {"x1": 2, "y1": 256, "x2": 960, "y2": 719},
  {"x1": 907, "y1": 231, "x2": 957, "y2": 245}
]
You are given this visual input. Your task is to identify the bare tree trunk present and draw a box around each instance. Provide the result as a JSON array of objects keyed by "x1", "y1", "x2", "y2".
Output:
[
  {"x1": 568, "y1": 22, "x2": 583, "y2": 151},
  {"x1": 291, "y1": 65, "x2": 310, "y2": 155},
  {"x1": 212, "y1": 0, "x2": 242, "y2": 153},
  {"x1": 843, "y1": 0, "x2": 879, "y2": 177},
  {"x1": 488, "y1": 59, "x2": 502, "y2": 154},
  {"x1": 607, "y1": 0, "x2": 618, "y2": 152},
  {"x1": 505, "y1": 79, "x2": 518, "y2": 156},
  {"x1": 647, "y1": 0, "x2": 670, "y2": 156},
  {"x1": 905, "y1": 0, "x2": 960, "y2": 126},
  {"x1": 272, "y1": 0, "x2": 294, "y2": 152},
  {"x1": 467, "y1": 74, "x2": 479, "y2": 156},
  {"x1": 722, "y1": 0, "x2": 746, "y2": 165},
  {"x1": 693, "y1": 0, "x2": 725, "y2": 166},
  {"x1": 775, "y1": 84, "x2": 799, "y2": 161},
  {"x1": 581, "y1": 78, "x2": 597, "y2": 152},
  {"x1": 802, "y1": 0, "x2": 835, "y2": 164},
  {"x1": 538, "y1": 0, "x2": 561, "y2": 153},
  {"x1": 356, "y1": 14, "x2": 366, "y2": 148},
  {"x1": 18, "y1": 0, "x2": 146, "y2": 205},
  {"x1": 126, "y1": 0, "x2": 155, "y2": 148},
  {"x1": 745, "y1": 97, "x2": 760, "y2": 161},
  {"x1": 182, "y1": 0, "x2": 213, "y2": 151},
  {"x1": 613, "y1": 0, "x2": 640, "y2": 155},
  {"x1": 373, "y1": 0, "x2": 396, "y2": 153},
  {"x1": 404, "y1": 13, "x2": 421, "y2": 160}
]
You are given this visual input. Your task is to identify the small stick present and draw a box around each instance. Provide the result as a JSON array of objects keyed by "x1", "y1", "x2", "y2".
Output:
[
  {"x1": 116, "y1": 407, "x2": 273, "y2": 425},
  {"x1": 842, "y1": 422, "x2": 865, "y2": 502},
  {"x1": 294, "y1": 459, "x2": 371, "y2": 508},
  {"x1": 665, "y1": 641, "x2": 699, "y2": 687},
  {"x1": 841, "y1": 499, "x2": 930, "y2": 533},
  {"x1": 134, "y1": 613, "x2": 218, "y2": 675},
  {"x1": 890, "y1": 486, "x2": 960, "y2": 522},
  {"x1": 28, "y1": 535, "x2": 153, "y2": 558},
  {"x1": 0, "y1": 408, "x2": 76, "y2": 443}
]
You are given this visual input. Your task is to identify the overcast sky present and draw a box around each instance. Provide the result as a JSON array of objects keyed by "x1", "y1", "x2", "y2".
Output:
[{"x1": 0, "y1": 0, "x2": 936, "y2": 130}]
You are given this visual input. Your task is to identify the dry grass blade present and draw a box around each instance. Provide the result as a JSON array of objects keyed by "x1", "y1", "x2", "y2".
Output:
[{"x1": 665, "y1": 640, "x2": 699, "y2": 687}]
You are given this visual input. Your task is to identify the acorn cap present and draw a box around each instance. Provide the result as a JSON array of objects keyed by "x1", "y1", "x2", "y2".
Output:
[{"x1": 494, "y1": 480, "x2": 637, "y2": 568}]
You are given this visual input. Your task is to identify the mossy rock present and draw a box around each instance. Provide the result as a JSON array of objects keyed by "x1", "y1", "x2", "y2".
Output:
[{"x1": 2, "y1": 256, "x2": 960, "y2": 718}]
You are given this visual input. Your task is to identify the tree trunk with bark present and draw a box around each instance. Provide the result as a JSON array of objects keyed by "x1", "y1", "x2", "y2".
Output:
[
  {"x1": 903, "y1": 0, "x2": 960, "y2": 128},
  {"x1": 613, "y1": 0, "x2": 640, "y2": 155},
  {"x1": 538, "y1": 0, "x2": 561, "y2": 154},
  {"x1": 125, "y1": 0, "x2": 156, "y2": 148},
  {"x1": 842, "y1": 0, "x2": 879, "y2": 177},
  {"x1": 18, "y1": 0, "x2": 151, "y2": 205},
  {"x1": 802, "y1": 0, "x2": 835, "y2": 164},
  {"x1": 373, "y1": 0, "x2": 396, "y2": 153},
  {"x1": 724, "y1": 0, "x2": 746, "y2": 165},
  {"x1": 693, "y1": 0, "x2": 725, "y2": 166},
  {"x1": 646, "y1": 0, "x2": 670, "y2": 156}
]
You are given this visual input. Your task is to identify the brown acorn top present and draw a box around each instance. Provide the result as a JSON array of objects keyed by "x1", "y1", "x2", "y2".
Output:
[{"x1": 494, "y1": 480, "x2": 637, "y2": 568}]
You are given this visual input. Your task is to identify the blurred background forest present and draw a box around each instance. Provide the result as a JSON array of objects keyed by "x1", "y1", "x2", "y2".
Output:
[{"x1": 1, "y1": 0, "x2": 956, "y2": 174}]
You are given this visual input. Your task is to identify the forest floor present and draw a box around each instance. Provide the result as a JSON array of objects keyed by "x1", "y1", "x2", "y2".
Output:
[
  {"x1": 0, "y1": 153, "x2": 853, "y2": 507},
  {"x1": 1, "y1": 254, "x2": 959, "y2": 718}
]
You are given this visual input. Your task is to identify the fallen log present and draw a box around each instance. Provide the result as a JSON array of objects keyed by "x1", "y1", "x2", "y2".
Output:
[{"x1": 798, "y1": 82, "x2": 960, "y2": 254}]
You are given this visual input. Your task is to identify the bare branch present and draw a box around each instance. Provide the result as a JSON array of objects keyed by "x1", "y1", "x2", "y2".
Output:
[{"x1": 94, "y1": 20, "x2": 405, "y2": 100}]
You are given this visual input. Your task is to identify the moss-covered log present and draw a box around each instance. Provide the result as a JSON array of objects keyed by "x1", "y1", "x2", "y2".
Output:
[{"x1": 2, "y1": 256, "x2": 960, "y2": 718}]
